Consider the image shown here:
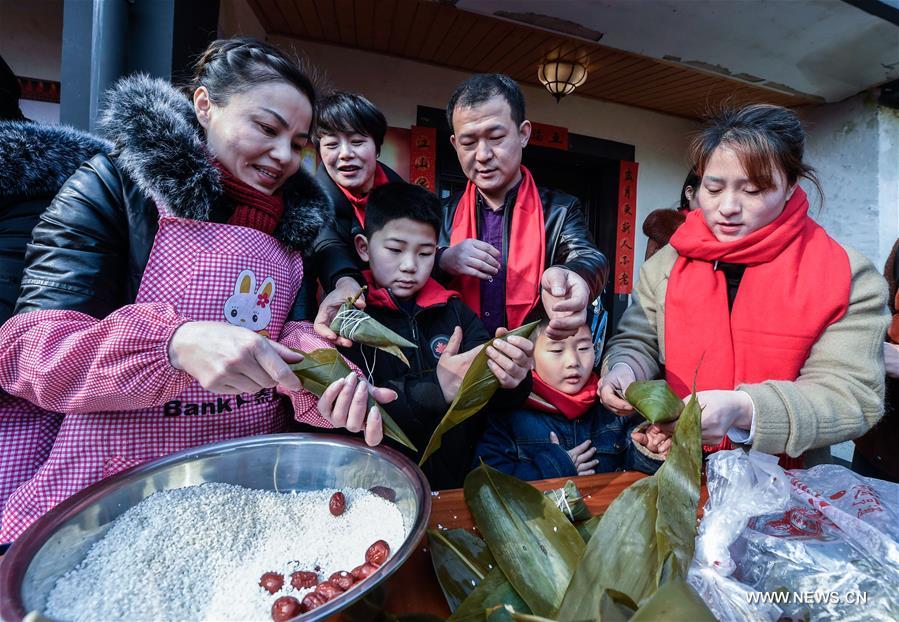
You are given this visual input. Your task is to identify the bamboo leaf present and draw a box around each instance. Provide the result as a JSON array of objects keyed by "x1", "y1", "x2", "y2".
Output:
[
  {"x1": 419, "y1": 321, "x2": 539, "y2": 465},
  {"x1": 449, "y1": 567, "x2": 530, "y2": 622},
  {"x1": 624, "y1": 380, "x2": 684, "y2": 424},
  {"x1": 428, "y1": 528, "x2": 497, "y2": 612},
  {"x1": 654, "y1": 390, "x2": 703, "y2": 580},
  {"x1": 289, "y1": 349, "x2": 416, "y2": 451},
  {"x1": 574, "y1": 514, "x2": 602, "y2": 544},
  {"x1": 486, "y1": 605, "x2": 559, "y2": 622},
  {"x1": 464, "y1": 464, "x2": 584, "y2": 618},
  {"x1": 627, "y1": 578, "x2": 716, "y2": 621},
  {"x1": 595, "y1": 590, "x2": 637, "y2": 622},
  {"x1": 330, "y1": 290, "x2": 417, "y2": 366},
  {"x1": 558, "y1": 476, "x2": 661, "y2": 620}
]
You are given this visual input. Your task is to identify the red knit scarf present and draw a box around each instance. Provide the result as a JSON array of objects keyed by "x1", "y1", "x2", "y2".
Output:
[
  {"x1": 450, "y1": 166, "x2": 545, "y2": 329},
  {"x1": 337, "y1": 163, "x2": 390, "y2": 228},
  {"x1": 214, "y1": 161, "x2": 285, "y2": 235},
  {"x1": 666, "y1": 187, "x2": 851, "y2": 468},
  {"x1": 526, "y1": 371, "x2": 599, "y2": 421}
]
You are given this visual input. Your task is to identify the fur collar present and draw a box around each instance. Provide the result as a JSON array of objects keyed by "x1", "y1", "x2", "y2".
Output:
[
  {"x1": 0, "y1": 120, "x2": 111, "y2": 200},
  {"x1": 97, "y1": 74, "x2": 331, "y2": 251}
]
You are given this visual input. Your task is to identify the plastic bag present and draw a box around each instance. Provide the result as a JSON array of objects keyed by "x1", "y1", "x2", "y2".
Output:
[{"x1": 688, "y1": 449, "x2": 899, "y2": 622}]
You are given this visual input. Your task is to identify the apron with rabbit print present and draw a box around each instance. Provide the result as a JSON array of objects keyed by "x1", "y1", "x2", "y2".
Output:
[{"x1": 0, "y1": 210, "x2": 303, "y2": 541}]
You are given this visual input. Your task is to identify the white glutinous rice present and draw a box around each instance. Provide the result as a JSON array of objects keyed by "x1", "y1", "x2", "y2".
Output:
[{"x1": 44, "y1": 483, "x2": 407, "y2": 622}]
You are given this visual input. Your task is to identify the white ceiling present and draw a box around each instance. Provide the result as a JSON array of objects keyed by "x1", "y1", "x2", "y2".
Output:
[{"x1": 456, "y1": 0, "x2": 899, "y2": 102}]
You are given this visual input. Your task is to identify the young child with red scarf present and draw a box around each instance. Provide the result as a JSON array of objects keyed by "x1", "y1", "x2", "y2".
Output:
[
  {"x1": 473, "y1": 311, "x2": 662, "y2": 480},
  {"x1": 338, "y1": 182, "x2": 534, "y2": 490}
]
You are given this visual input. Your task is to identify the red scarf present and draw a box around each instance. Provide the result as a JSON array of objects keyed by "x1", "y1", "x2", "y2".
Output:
[
  {"x1": 526, "y1": 371, "x2": 599, "y2": 421},
  {"x1": 214, "y1": 162, "x2": 285, "y2": 235},
  {"x1": 337, "y1": 164, "x2": 390, "y2": 228},
  {"x1": 450, "y1": 166, "x2": 545, "y2": 329},
  {"x1": 666, "y1": 187, "x2": 851, "y2": 468}
]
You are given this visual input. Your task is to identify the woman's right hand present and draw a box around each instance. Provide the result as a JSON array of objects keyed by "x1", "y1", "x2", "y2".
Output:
[
  {"x1": 168, "y1": 321, "x2": 304, "y2": 394},
  {"x1": 598, "y1": 363, "x2": 637, "y2": 415},
  {"x1": 317, "y1": 373, "x2": 398, "y2": 446}
]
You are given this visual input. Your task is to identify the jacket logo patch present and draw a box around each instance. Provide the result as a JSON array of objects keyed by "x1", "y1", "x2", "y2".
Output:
[
  {"x1": 224, "y1": 269, "x2": 275, "y2": 337},
  {"x1": 430, "y1": 335, "x2": 449, "y2": 357}
]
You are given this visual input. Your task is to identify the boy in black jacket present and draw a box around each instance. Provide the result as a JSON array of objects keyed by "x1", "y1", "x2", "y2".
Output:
[{"x1": 339, "y1": 182, "x2": 533, "y2": 489}]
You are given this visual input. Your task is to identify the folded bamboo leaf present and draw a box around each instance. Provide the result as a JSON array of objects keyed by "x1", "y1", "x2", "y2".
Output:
[
  {"x1": 654, "y1": 390, "x2": 703, "y2": 580},
  {"x1": 558, "y1": 476, "x2": 660, "y2": 620},
  {"x1": 625, "y1": 380, "x2": 684, "y2": 424},
  {"x1": 485, "y1": 605, "x2": 558, "y2": 622},
  {"x1": 627, "y1": 578, "x2": 716, "y2": 621},
  {"x1": 544, "y1": 480, "x2": 591, "y2": 522},
  {"x1": 595, "y1": 589, "x2": 638, "y2": 622},
  {"x1": 428, "y1": 528, "x2": 496, "y2": 613},
  {"x1": 420, "y1": 321, "x2": 539, "y2": 465},
  {"x1": 449, "y1": 567, "x2": 530, "y2": 622},
  {"x1": 289, "y1": 348, "x2": 416, "y2": 451},
  {"x1": 464, "y1": 464, "x2": 584, "y2": 618},
  {"x1": 574, "y1": 514, "x2": 602, "y2": 544},
  {"x1": 330, "y1": 288, "x2": 417, "y2": 366}
]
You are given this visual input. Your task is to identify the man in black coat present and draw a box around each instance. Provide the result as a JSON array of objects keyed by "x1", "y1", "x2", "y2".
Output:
[{"x1": 435, "y1": 74, "x2": 608, "y2": 340}]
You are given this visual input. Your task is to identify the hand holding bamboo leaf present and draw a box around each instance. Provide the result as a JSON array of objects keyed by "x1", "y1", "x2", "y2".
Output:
[
  {"x1": 329, "y1": 287, "x2": 418, "y2": 366},
  {"x1": 289, "y1": 348, "x2": 416, "y2": 451},
  {"x1": 420, "y1": 321, "x2": 539, "y2": 466}
]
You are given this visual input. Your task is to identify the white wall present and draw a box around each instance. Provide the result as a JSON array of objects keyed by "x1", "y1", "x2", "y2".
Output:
[
  {"x1": 219, "y1": 0, "x2": 698, "y2": 275},
  {"x1": 0, "y1": 0, "x2": 63, "y2": 81},
  {"x1": 802, "y1": 93, "x2": 899, "y2": 269}
]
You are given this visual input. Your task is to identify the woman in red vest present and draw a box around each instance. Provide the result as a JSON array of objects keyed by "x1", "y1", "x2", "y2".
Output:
[{"x1": 599, "y1": 104, "x2": 889, "y2": 468}]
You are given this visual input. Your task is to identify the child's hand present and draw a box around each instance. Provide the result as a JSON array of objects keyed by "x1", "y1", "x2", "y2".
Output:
[
  {"x1": 436, "y1": 326, "x2": 480, "y2": 403},
  {"x1": 551, "y1": 432, "x2": 598, "y2": 475},
  {"x1": 631, "y1": 424, "x2": 672, "y2": 458},
  {"x1": 487, "y1": 327, "x2": 534, "y2": 389}
]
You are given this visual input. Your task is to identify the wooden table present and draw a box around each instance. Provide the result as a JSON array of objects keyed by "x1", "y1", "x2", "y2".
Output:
[{"x1": 382, "y1": 471, "x2": 650, "y2": 617}]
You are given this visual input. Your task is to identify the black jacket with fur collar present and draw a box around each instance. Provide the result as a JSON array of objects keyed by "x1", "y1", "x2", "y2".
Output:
[
  {"x1": 13, "y1": 75, "x2": 331, "y2": 320},
  {"x1": 0, "y1": 120, "x2": 111, "y2": 323}
]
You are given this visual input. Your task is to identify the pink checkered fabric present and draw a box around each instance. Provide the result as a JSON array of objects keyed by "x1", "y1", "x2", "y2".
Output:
[
  {"x1": 0, "y1": 215, "x2": 349, "y2": 542},
  {"x1": 0, "y1": 393, "x2": 63, "y2": 518}
]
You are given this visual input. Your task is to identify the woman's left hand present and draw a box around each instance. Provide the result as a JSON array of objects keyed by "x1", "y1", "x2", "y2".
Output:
[
  {"x1": 884, "y1": 342, "x2": 899, "y2": 378},
  {"x1": 665, "y1": 390, "x2": 753, "y2": 445}
]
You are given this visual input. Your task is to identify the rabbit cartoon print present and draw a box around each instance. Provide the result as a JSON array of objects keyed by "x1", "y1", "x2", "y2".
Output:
[{"x1": 224, "y1": 269, "x2": 276, "y2": 337}]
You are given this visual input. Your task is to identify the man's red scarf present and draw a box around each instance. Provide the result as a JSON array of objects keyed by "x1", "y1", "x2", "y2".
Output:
[
  {"x1": 337, "y1": 163, "x2": 390, "y2": 228},
  {"x1": 526, "y1": 370, "x2": 599, "y2": 420},
  {"x1": 215, "y1": 161, "x2": 285, "y2": 235},
  {"x1": 666, "y1": 187, "x2": 851, "y2": 468},
  {"x1": 450, "y1": 166, "x2": 545, "y2": 329}
]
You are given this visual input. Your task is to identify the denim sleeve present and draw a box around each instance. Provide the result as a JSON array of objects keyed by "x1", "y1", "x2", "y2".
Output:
[{"x1": 474, "y1": 418, "x2": 581, "y2": 481}]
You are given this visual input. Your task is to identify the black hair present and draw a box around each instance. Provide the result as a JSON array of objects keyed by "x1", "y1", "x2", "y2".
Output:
[
  {"x1": 313, "y1": 91, "x2": 388, "y2": 152},
  {"x1": 691, "y1": 103, "x2": 822, "y2": 201},
  {"x1": 365, "y1": 182, "x2": 441, "y2": 239},
  {"x1": 446, "y1": 73, "x2": 525, "y2": 131},
  {"x1": 191, "y1": 37, "x2": 316, "y2": 107},
  {"x1": 679, "y1": 168, "x2": 700, "y2": 211}
]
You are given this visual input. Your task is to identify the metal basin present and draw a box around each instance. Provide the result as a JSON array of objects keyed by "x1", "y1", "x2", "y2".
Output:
[{"x1": 0, "y1": 433, "x2": 432, "y2": 621}]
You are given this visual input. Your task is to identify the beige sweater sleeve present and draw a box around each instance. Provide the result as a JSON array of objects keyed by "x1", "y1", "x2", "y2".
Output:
[
  {"x1": 601, "y1": 245, "x2": 677, "y2": 380},
  {"x1": 740, "y1": 247, "x2": 889, "y2": 457}
]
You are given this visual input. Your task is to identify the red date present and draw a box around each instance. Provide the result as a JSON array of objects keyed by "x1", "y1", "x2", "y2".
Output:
[
  {"x1": 300, "y1": 592, "x2": 327, "y2": 612},
  {"x1": 271, "y1": 596, "x2": 301, "y2": 622},
  {"x1": 329, "y1": 570, "x2": 355, "y2": 591},
  {"x1": 290, "y1": 570, "x2": 318, "y2": 590},
  {"x1": 259, "y1": 571, "x2": 284, "y2": 594},
  {"x1": 329, "y1": 491, "x2": 346, "y2": 516},
  {"x1": 350, "y1": 563, "x2": 378, "y2": 580},
  {"x1": 314, "y1": 580, "x2": 344, "y2": 600},
  {"x1": 365, "y1": 540, "x2": 390, "y2": 566}
]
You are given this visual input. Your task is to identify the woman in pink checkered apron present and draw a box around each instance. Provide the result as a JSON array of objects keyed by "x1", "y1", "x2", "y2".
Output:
[{"x1": 0, "y1": 38, "x2": 394, "y2": 544}]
